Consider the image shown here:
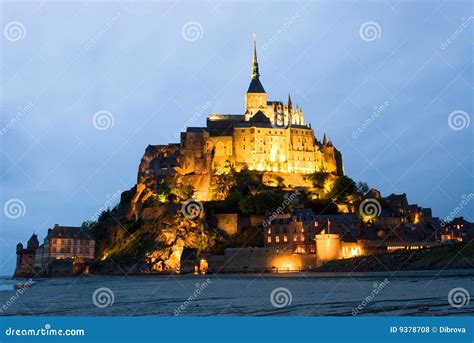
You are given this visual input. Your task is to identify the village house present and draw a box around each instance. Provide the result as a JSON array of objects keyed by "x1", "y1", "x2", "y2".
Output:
[{"x1": 14, "y1": 224, "x2": 95, "y2": 277}]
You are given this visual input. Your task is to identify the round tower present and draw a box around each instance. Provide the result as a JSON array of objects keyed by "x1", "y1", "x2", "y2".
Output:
[{"x1": 315, "y1": 232, "x2": 341, "y2": 263}]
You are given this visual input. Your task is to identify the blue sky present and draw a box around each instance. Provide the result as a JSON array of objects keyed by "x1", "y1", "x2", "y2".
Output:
[{"x1": 1, "y1": 0, "x2": 472, "y2": 275}]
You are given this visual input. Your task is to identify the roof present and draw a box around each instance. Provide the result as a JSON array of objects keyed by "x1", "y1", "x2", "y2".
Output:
[
  {"x1": 247, "y1": 78, "x2": 265, "y2": 93},
  {"x1": 47, "y1": 225, "x2": 94, "y2": 240},
  {"x1": 341, "y1": 232, "x2": 358, "y2": 243},
  {"x1": 249, "y1": 111, "x2": 271, "y2": 124},
  {"x1": 293, "y1": 209, "x2": 315, "y2": 222},
  {"x1": 314, "y1": 214, "x2": 360, "y2": 223}
]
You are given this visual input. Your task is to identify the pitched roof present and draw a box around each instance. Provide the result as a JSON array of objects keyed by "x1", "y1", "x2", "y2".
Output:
[
  {"x1": 249, "y1": 111, "x2": 271, "y2": 124},
  {"x1": 47, "y1": 225, "x2": 94, "y2": 240},
  {"x1": 247, "y1": 78, "x2": 266, "y2": 93}
]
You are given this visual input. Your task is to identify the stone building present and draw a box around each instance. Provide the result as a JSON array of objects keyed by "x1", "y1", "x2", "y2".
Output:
[
  {"x1": 14, "y1": 234, "x2": 39, "y2": 278},
  {"x1": 129, "y1": 36, "x2": 344, "y2": 216},
  {"x1": 440, "y1": 217, "x2": 473, "y2": 242},
  {"x1": 34, "y1": 225, "x2": 95, "y2": 276},
  {"x1": 264, "y1": 209, "x2": 363, "y2": 255}
]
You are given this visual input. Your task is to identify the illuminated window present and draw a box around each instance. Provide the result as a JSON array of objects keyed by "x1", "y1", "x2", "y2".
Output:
[
  {"x1": 267, "y1": 228, "x2": 271, "y2": 234},
  {"x1": 283, "y1": 236, "x2": 288, "y2": 242},
  {"x1": 267, "y1": 237, "x2": 271, "y2": 243},
  {"x1": 293, "y1": 235, "x2": 297, "y2": 242},
  {"x1": 275, "y1": 236, "x2": 280, "y2": 243}
]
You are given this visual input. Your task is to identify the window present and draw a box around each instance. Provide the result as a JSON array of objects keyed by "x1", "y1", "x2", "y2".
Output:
[
  {"x1": 283, "y1": 236, "x2": 288, "y2": 242},
  {"x1": 267, "y1": 237, "x2": 271, "y2": 243},
  {"x1": 275, "y1": 236, "x2": 280, "y2": 243},
  {"x1": 267, "y1": 228, "x2": 271, "y2": 234},
  {"x1": 293, "y1": 235, "x2": 298, "y2": 242},
  {"x1": 241, "y1": 129, "x2": 245, "y2": 133}
]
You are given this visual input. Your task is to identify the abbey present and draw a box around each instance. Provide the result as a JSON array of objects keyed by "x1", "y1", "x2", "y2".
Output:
[
  {"x1": 131, "y1": 36, "x2": 343, "y2": 208},
  {"x1": 180, "y1": 36, "x2": 343, "y2": 176}
]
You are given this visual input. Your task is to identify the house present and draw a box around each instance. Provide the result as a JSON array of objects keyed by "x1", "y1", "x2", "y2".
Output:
[{"x1": 34, "y1": 225, "x2": 95, "y2": 276}]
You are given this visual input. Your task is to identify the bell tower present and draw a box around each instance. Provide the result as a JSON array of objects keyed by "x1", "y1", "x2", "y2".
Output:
[{"x1": 245, "y1": 34, "x2": 267, "y2": 119}]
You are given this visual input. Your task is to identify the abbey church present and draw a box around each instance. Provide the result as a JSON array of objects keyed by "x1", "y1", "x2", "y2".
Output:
[{"x1": 132, "y1": 36, "x2": 344, "y2": 207}]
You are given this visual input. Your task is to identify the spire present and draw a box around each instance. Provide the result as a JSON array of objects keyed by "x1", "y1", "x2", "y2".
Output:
[
  {"x1": 247, "y1": 34, "x2": 265, "y2": 93},
  {"x1": 252, "y1": 33, "x2": 259, "y2": 79},
  {"x1": 323, "y1": 133, "x2": 328, "y2": 145},
  {"x1": 287, "y1": 94, "x2": 292, "y2": 110}
]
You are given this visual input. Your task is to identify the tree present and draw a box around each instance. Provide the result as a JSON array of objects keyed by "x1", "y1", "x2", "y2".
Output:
[
  {"x1": 174, "y1": 183, "x2": 195, "y2": 200},
  {"x1": 357, "y1": 181, "x2": 369, "y2": 195},
  {"x1": 275, "y1": 176, "x2": 285, "y2": 188},
  {"x1": 233, "y1": 169, "x2": 265, "y2": 194},
  {"x1": 309, "y1": 171, "x2": 329, "y2": 188},
  {"x1": 308, "y1": 199, "x2": 339, "y2": 215},
  {"x1": 328, "y1": 176, "x2": 358, "y2": 203}
]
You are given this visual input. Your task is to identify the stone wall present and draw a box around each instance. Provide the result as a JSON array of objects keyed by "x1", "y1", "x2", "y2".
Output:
[{"x1": 209, "y1": 247, "x2": 318, "y2": 273}]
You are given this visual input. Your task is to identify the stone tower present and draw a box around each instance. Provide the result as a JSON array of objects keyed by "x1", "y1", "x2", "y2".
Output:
[
  {"x1": 245, "y1": 34, "x2": 267, "y2": 118},
  {"x1": 14, "y1": 233, "x2": 39, "y2": 278}
]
